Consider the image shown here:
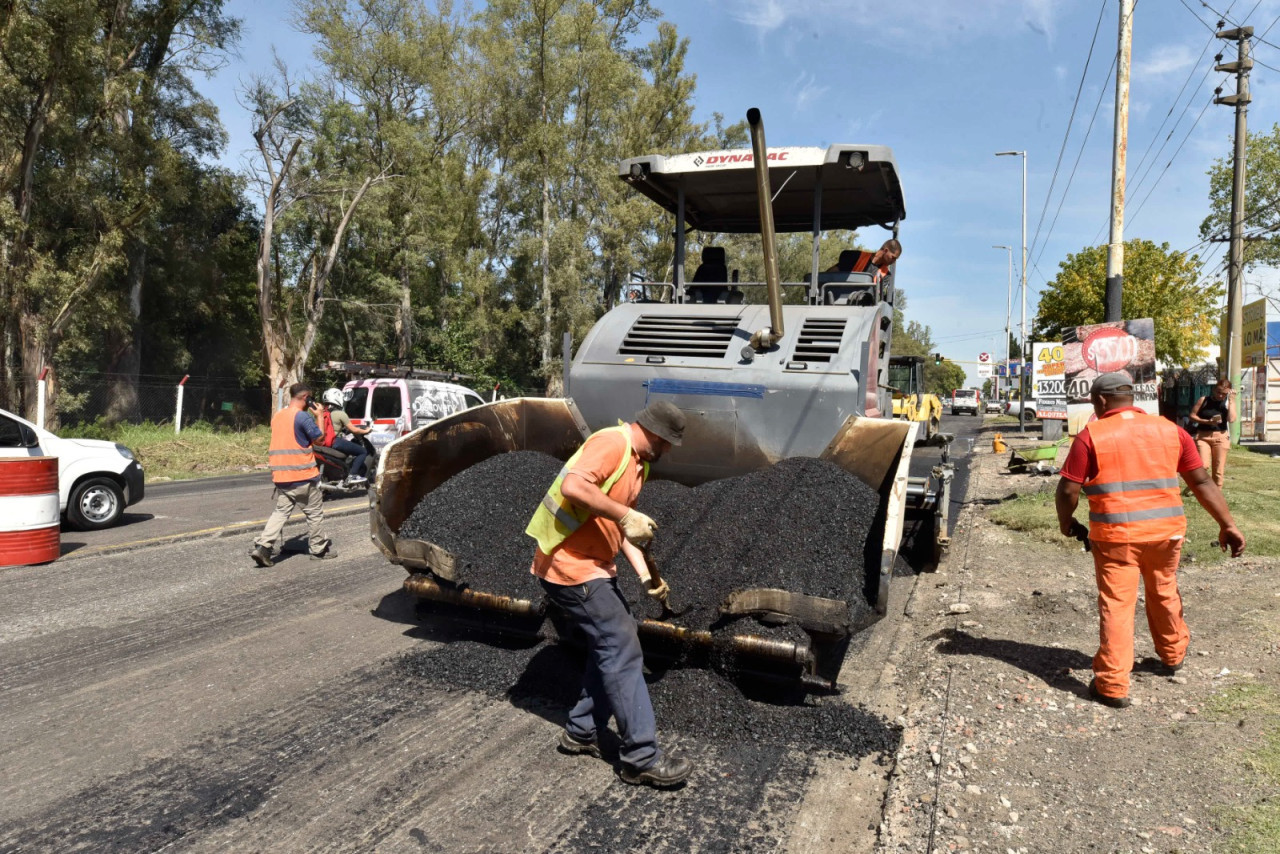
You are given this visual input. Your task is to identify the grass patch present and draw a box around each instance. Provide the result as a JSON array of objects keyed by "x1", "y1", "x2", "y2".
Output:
[
  {"x1": 1204, "y1": 684, "x2": 1280, "y2": 853},
  {"x1": 60, "y1": 420, "x2": 269, "y2": 481},
  {"x1": 987, "y1": 447, "x2": 1280, "y2": 561}
]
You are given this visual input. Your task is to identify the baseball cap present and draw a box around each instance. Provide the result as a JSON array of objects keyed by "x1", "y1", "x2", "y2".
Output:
[
  {"x1": 634, "y1": 400, "x2": 685, "y2": 446},
  {"x1": 1091, "y1": 372, "x2": 1134, "y2": 395}
]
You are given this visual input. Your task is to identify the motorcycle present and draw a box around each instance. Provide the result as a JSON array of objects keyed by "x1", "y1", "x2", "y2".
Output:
[{"x1": 313, "y1": 433, "x2": 380, "y2": 498}]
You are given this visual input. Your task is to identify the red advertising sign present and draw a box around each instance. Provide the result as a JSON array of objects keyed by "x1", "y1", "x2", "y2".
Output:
[{"x1": 1063, "y1": 319, "x2": 1158, "y2": 433}]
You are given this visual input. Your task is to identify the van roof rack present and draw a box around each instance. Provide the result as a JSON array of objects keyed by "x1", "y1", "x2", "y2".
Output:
[{"x1": 324, "y1": 360, "x2": 475, "y2": 383}]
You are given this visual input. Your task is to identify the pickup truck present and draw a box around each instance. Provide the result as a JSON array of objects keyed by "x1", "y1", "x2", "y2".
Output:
[
  {"x1": 0, "y1": 407, "x2": 145, "y2": 530},
  {"x1": 951, "y1": 388, "x2": 980, "y2": 416},
  {"x1": 1004, "y1": 398, "x2": 1040, "y2": 420}
]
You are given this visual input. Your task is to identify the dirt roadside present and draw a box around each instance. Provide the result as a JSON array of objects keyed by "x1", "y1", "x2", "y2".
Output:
[{"x1": 876, "y1": 436, "x2": 1280, "y2": 854}]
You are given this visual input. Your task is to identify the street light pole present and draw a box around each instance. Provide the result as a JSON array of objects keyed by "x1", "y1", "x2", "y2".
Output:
[
  {"x1": 996, "y1": 150, "x2": 1028, "y2": 434},
  {"x1": 993, "y1": 245, "x2": 1012, "y2": 400}
]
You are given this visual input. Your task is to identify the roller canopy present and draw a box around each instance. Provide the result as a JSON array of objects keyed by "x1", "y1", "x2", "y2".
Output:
[{"x1": 619, "y1": 145, "x2": 905, "y2": 233}]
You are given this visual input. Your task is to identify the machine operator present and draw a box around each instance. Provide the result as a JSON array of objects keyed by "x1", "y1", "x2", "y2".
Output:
[
  {"x1": 826, "y1": 238, "x2": 902, "y2": 282},
  {"x1": 525, "y1": 400, "x2": 693, "y2": 788}
]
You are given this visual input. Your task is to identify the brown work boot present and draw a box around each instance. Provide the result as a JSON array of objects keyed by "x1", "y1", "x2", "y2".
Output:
[
  {"x1": 1088, "y1": 678, "x2": 1131, "y2": 709},
  {"x1": 250, "y1": 544, "x2": 273, "y2": 568},
  {"x1": 558, "y1": 730, "x2": 602, "y2": 759},
  {"x1": 620, "y1": 753, "x2": 692, "y2": 788}
]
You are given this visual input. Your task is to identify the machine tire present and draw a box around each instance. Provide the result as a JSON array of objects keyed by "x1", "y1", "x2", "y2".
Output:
[{"x1": 67, "y1": 476, "x2": 125, "y2": 530}]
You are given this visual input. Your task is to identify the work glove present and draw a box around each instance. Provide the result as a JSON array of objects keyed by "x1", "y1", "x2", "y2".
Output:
[
  {"x1": 1066, "y1": 520, "x2": 1091, "y2": 552},
  {"x1": 645, "y1": 577, "x2": 671, "y2": 604},
  {"x1": 618, "y1": 509, "x2": 657, "y2": 546}
]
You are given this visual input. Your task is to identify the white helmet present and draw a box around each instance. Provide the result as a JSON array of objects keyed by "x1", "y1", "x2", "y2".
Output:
[{"x1": 321, "y1": 388, "x2": 345, "y2": 408}]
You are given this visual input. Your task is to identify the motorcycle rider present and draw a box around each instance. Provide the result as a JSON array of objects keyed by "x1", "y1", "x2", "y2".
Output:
[{"x1": 318, "y1": 388, "x2": 373, "y2": 485}]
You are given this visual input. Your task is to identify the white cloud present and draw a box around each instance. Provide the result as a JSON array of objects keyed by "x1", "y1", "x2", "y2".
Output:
[
  {"x1": 718, "y1": 0, "x2": 1059, "y2": 43},
  {"x1": 726, "y1": 0, "x2": 788, "y2": 33},
  {"x1": 792, "y1": 71, "x2": 829, "y2": 112},
  {"x1": 1134, "y1": 43, "x2": 1199, "y2": 79}
]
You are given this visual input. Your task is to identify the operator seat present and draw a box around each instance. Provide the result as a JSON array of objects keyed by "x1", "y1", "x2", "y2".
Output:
[
  {"x1": 688, "y1": 246, "x2": 728, "y2": 304},
  {"x1": 822, "y1": 248, "x2": 877, "y2": 306}
]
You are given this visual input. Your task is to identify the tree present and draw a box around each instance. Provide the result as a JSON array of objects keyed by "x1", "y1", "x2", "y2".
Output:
[
  {"x1": 1201, "y1": 123, "x2": 1280, "y2": 269},
  {"x1": 247, "y1": 76, "x2": 391, "y2": 397},
  {"x1": 930, "y1": 361, "x2": 967, "y2": 398},
  {"x1": 0, "y1": 0, "x2": 239, "y2": 423},
  {"x1": 1034, "y1": 239, "x2": 1220, "y2": 367}
]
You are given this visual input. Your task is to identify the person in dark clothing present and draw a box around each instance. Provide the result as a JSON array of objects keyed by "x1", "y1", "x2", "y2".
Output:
[{"x1": 1188, "y1": 379, "x2": 1235, "y2": 488}]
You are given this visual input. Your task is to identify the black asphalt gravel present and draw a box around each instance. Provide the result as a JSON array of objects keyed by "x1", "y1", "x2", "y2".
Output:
[
  {"x1": 399, "y1": 452, "x2": 880, "y2": 632},
  {"x1": 396, "y1": 640, "x2": 899, "y2": 759},
  {"x1": 398, "y1": 451, "x2": 561, "y2": 599}
]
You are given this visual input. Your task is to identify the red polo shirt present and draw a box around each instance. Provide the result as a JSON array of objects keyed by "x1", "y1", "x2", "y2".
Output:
[{"x1": 1059, "y1": 407, "x2": 1201, "y2": 483}]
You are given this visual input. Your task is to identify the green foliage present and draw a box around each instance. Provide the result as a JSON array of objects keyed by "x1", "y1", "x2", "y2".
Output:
[
  {"x1": 929, "y1": 361, "x2": 967, "y2": 397},
  {"x1": 1202, "y1": 123, "x2": 1280, "y2": 269},
  {"x1": 1033, "y1": 239, "x2": 1221, "y2": 368}
]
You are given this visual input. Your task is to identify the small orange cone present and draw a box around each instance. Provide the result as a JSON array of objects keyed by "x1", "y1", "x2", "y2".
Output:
[{"x1": 992, "y1": 432, "x2": 1007, "y2": 453}]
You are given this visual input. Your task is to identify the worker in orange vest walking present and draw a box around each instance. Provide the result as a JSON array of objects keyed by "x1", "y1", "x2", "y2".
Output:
[
  {"x1": 1055, "y1": 373, "x2": 1245, "y2": 708},
  {"x1": 250, "y1": 382, "x2": 336, "y2": 567}
]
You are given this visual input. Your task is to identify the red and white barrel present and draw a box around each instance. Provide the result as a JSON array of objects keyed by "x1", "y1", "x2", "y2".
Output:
[{"x1": 0, "y1": 457, "x2": 60, "y2": 567}]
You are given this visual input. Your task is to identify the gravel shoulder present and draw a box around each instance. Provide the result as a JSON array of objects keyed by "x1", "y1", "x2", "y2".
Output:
[{"x1": 877, "y1": 438, "x2": 1280, "y2": 854}]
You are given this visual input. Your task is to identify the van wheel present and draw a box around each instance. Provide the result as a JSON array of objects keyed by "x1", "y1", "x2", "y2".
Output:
[{"x1": 68, "y1": 477, "x2": 125, "y2": 530}]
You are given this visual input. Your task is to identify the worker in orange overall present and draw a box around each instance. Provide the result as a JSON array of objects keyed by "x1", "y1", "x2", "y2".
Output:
[{"x1": 1055, "y1": 372, "x2": 1245, "y2": 708}]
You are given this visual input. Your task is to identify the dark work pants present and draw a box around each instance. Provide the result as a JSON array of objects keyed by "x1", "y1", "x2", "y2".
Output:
[
  {"x1": 539, "y1": 576, "x2": 660, "y2": 771},
  {"x1": 330, "y1": 437, "x2": 368, "y2": 478}
]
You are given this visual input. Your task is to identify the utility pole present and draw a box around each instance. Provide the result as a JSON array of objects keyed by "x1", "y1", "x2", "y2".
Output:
[
  {"x1": 1105, "y1": 0, "x2": 1134, "y2": 322},
  {"x1": 993, "y1": 245, "x2": 1012, "y2": 400},
  {"x1": 996, "y1": 151, "x2": 1028, "y2": 433},
  {"x1": 1215, "y1": 23, "x2": 1252, "y2": 445}
]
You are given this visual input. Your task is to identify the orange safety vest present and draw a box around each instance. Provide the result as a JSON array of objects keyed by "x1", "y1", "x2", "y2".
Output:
[
  {"x1": 268, "y1": 406, "x2": 320, "y2": 484},
  {"x1": 1081, "y1": 411, "x2": 1186, "y2": 542},
  {"x1": 850, "y1": 251, "x2": 887, "y2": 283}
]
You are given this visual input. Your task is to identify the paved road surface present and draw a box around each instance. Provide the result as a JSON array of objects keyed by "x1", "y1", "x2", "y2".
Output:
[
  {"x1": 59, "y1": 473, "x2": 366, "y2": 559},
  {"x1": 0, "y1": 416, "x2": 995, "y2": 851}
]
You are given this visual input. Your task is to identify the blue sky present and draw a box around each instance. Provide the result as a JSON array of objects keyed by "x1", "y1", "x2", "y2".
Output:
[{"x1": 203, "y1": 0, "x2": 1280, "y2": 386}]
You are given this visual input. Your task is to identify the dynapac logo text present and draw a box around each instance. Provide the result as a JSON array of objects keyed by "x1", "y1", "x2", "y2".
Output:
[{"x1": 702, "y1": 152, "x2": 791, "y2": 166}]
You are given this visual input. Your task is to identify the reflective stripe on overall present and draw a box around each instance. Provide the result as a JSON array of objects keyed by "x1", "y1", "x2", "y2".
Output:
[
  {"x1": 268, "y1": 407, "x2": 319, "y2": 484},
  {"x1": 525, "y1": 425, "x2": 649, "y2": 555},
  {"x1": 1082, "y1": 411, "x2": 1186, "y2": 542}
]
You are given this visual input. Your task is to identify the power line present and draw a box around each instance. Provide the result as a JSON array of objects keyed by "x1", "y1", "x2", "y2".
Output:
[
  {"x1": 1027, "y1": 49, "x2": 1118, "y2": 278},
  {"x1": 1126, "y1": 88, "x2": 1223, "y2": 229},
  {"x1": 1026, "y1": 0, "x2": 1110, "y2": 267},
  {"x1": 1124, "y1": 30, "x2": 1220, "y2": 202}
]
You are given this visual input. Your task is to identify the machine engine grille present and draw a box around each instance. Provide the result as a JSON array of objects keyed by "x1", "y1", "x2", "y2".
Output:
[
  {"x1": 791, "y1": 318, "x2": 847, "y2": 363},
  {"x1": 618, "y1": 315, "x2": 740, "y2": 358}
]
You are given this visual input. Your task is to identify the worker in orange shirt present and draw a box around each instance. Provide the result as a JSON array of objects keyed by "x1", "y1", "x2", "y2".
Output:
[
  {"x1": 525, "y1": 400, "x2": 692, "y2": 788},
  {"x1": 826, "y1": 238, "x2": 902, "y2": 282},
  {"x1": 1055, "y1": 373, "x2": 1245, "y2": 708}
]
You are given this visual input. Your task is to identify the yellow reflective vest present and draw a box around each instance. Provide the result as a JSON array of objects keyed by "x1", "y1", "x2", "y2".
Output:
[{"x1": 525, "y1": 425, "x2": 650, "y2": 554}]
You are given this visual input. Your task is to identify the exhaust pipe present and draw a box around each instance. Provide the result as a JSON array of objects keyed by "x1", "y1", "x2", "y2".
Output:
[{"x1": 747, "y1": 107, "x2": 784, "y2": 354}]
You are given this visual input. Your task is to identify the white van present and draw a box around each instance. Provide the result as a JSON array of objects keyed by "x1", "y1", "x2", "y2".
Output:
[
  {"x1": 0, "y1": 407, "x2": 145, "y2": 530},
  {"x1": 341, "y1": 378, "x2": 486, "y2": 451}
]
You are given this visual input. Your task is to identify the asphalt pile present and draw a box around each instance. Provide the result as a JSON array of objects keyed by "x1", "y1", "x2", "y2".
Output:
[
  {"x1": 395, "y1": 640, "x2": 899, "y2": 759},
  {"x1": 398, "y1": 451, "x2": 880, "y2": 627},
  {"x1": 397, "y1": 451, "x2": 560, "y2": 599},
  {"x1": 621, "y1": 456, "x2": 880, "y2": 629}
]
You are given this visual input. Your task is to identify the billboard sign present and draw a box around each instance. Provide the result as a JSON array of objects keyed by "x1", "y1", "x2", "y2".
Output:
[
  {"x1": 1064, "y1": 319, "x2": 1158, "y2": 434},
  {"x1": 1032, "y1": 341, "x2": 1067, "y2": 420},
  {"x1": 1244, "y1": 298, "x2": 1267, "y2": 366}
]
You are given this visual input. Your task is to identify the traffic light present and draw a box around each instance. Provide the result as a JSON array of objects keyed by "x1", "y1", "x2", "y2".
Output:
[{"x1": 933, "y1": 353, "x2": 943, "y2": 365}]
